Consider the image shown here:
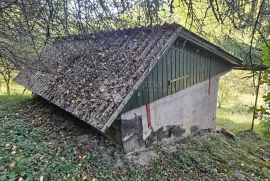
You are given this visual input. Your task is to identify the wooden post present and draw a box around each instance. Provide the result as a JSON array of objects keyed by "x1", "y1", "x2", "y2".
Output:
[{"x1": 251, "y1": 71, "x2": 262, "y2": 130}]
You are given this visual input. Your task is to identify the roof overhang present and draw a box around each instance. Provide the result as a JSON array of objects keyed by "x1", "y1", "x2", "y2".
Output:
[
  {"x1": 173, "y1": 24, "x2": 243, "y2": 65},
  {"x1": 232, "y1": 65, "x2": 268, "y2": 71}
]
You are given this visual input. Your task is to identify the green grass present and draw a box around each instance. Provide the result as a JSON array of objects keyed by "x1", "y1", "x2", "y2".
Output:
[
  {"x1": 216, "y1": 93, "x2": 263, "y2": 133},
  {"x1": 0, "y1": 95, "x2": 270, "y2": 181},
  {"x1": 0, "y1": 79, "x2": 269, "y2": 180},
  {"x1": 0, "y1": 78, "x2": 31, "y2": 95},
  {"x1": 0, "y1": 92, "x2": 269, "y2": 180}
]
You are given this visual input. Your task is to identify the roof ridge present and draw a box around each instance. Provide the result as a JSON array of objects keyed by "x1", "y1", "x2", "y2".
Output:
[{"x1": 54, "y1": 23, "x2": 181, "y2": 42}]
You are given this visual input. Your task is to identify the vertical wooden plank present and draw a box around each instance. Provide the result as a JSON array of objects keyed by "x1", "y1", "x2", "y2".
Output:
[
  {"x1": 215, "y1": 57, "x2": 218, "y2": 75},
  {"x1": 200, "y1": 51, "x2": 204, "y2": 82},
  {"x1": 201, "y1": 51, "x2": 205, "y2": 81},
  {"x1": 179, "y1": 46, "x2": 185, "y2": 90},
  {"x1": 216, "y1": 59, "x2": 219, "y2": 75},
  {"x1": 148, "y1": 70, "x2": 154, "y2": 103},
  {"x1": 205, "y1": 52, "x2": 209, "y2": 81},
  {"x1": 186, "y1": 44, "x2": 191, "y2": 87},
  {"x1": 167, "y1": 48, "x2": 172, "y2": 95},
  {"x1": 137, "y1": 86, "x2": 143, "y2": 108},
  {"x1": 189, "y1": 45, "x2": 193, "y2": 86},
  {"x1": 179, "y1": 47, "x2": 183, "y2": 90},
  {"x1": 209, "y1": 56, "x2": 212, "y2": 79},
  {"x1": 192, "y1": 47, "x2": 196, "y2": 85},
  {"x1": 152, "y1": 63, "x2": 158, "y2": 101},
  {"x1": 130, "y1": 93, "x2": 138, "y2": 110},
  {"x1": 158, "y1": 57, "x2": 163, "y2": 99},
  {"x1": 196, "y1": 49, "x2": 200, "y2": 83},
  {"x1": 171, "y1": 48, "x2": 176, "y2": 93},
  {"x1": 207, "y1": 53, "x2": 210, "y2": 80},
  {"x1": 175, "y1": 48, "x2": 180, "y2": 92},
  {"x1": 143, "y1": 77, "x2": 149, "y2": 105},
  {"x1": 182, "y1": 47, "x2": 186, "y2": 89},
  {"x1": 162, "y1": 51, "x2": 168, "y2": 97},
  {"x1": 211, "y1": 56, "x2": 215, "y2": 77},
  {"x1": 216, "y1": 57, "x2": 219, "y2": 75}
]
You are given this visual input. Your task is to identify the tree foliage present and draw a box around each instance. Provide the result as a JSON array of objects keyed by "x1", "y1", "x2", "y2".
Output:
[
  {"x1": 257, "y1": 40, "x2": 270, "y2": 136},
  {"x1": 0, "y1": 58, "x2": 17, "y2": 94},
  {"x1": 217, "y1": 77, "x2": 231, "y2": 108},
  {"x1": 1, "y1": 0, "x2": 269, "y2": 67},
  {"x1": 1, "y1": 0, "x2": 270, "y2": 130}
]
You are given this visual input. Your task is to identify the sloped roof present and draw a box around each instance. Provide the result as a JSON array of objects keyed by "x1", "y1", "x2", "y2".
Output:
[{"x1": 14, "y1": 23, "x2": 242, "y2": 132}]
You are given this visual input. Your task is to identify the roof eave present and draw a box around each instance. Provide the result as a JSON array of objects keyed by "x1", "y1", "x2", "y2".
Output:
[
  {"x1": 232, "y1": 65, "x2": 268, "y2": 71},
  {"x1": 178, "y1": 28, "x2": 243, "y2": 65}
]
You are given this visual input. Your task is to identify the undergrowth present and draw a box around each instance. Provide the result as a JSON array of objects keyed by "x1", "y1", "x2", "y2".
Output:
[{"x1": 0, "y1": 95, "x2": 269, "y2": 180}]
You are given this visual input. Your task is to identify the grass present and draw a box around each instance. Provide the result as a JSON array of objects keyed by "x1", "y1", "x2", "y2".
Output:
[
  {"x1": 0, "y1": 78, "x2": 31, "y2": 95},
  {"x1": 216, "y1": 93, "x2": 263, "y2": 133},
  {"x1": 0, "y1": 94, "x2": 269, "y2": 180},
  {"x1": 0, "y1": 80, "x2": 269, "y2": 180}
]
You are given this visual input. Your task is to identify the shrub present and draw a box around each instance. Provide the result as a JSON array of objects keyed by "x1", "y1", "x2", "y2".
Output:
[{"x1": 260, "y1": 118, "x2": 270, "y2": 138}]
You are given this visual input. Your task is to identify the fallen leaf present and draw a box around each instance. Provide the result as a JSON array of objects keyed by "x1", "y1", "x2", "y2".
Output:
[{"x1": 9, "y1": 162, "x2": 15, "y2": 168}]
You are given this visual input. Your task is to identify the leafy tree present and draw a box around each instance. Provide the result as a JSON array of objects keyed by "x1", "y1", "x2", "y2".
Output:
[
  {"x1": 1, "y1": 0, "x2": 270, "y2": 132},
  {"x1": 217, "y1": 77, "x2": 232, "y2": 108},
  {"x1": 256, "y1": 40, "x2": 270, "y2": 136},
  {"x1": 0, "y1": 58, "x2": 17, "y2": 94},
  {"x1": 1, "y1": 0, "x2": 269, "y2": 69}
]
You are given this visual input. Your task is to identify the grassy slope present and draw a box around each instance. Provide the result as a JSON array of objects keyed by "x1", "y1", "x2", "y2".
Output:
[{"x1": 0, "y1": 82, "x2": 269, "y2": 180}]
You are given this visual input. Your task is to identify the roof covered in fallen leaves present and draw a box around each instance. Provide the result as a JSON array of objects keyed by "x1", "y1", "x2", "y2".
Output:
[{"x1": 14, "y1": 23, "x2": 242, "y2": 132}]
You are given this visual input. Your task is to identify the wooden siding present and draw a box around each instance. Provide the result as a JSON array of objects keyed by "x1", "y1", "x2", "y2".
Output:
[{"x1": 121, "y1": 38, "x2": 232, "y2": 113}]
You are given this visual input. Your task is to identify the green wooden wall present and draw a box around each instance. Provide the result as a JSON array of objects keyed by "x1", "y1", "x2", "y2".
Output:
[{"x1": 121, "y1": 38, "x2": 232, "y2": 113}]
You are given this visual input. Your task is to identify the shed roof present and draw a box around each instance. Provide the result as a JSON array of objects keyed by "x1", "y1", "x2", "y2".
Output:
[{"x1": 14, "y1": 23, "x2": 243, "y2": 132}]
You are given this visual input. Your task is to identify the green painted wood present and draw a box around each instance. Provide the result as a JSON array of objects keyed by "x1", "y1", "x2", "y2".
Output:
[
  {"x1": 175, "y1": 47, "x2": 180, "y2": 91},
  {"x1": 137, "y1": 87, "x2": 143, "y2": 108},
  {"x1": 182, "y1": 48, "x2": 186, "y2": 89},
  {"x1": 167, "y1": 49, "x2": 172, "y2": 95},
  {"x1": 142, "y1": 76, "x2": 149, "y2": 105},
  {"x1": 192, "y1": 47, "x2": 196, "y2": 85},
  {"x1": 122, "y1": 39, "x2": 234, "y2": 113},
  {"x1": 186, "y1": 45, "x2": 191, "y2": 87},
  {"x1": 171, "y1": 48, "x2": 176, "y2": 93},
  {"x1": 148, "y1": 68, "x2": 154, "y2": 103},
  {"x1": 130, "y1": 92, "x2": 138, "y2": 110},
  {"x1": 196, "y1": 50, "x2": 200, "y2": 83},
  {"x1": 178, "y1": 47, "x2": 183, "y2": 91},
  {"x1": 153, "y1": 62, "x2": 159, "y2": 101},
  {"x1": 162, "y1": 51, "x2": 168, "y2": 97},
  {"x1": 157, "y1": 57, "x2": 163, "y2": 99}
]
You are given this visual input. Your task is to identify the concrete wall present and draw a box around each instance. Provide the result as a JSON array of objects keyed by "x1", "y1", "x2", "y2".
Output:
[{"x1": 121, "y1": 72, "x2": 225, "y2": 152}]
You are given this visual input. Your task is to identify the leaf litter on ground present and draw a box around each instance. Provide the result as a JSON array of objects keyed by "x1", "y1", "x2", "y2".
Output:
[{"x1": 0, "y1": 95, "x2": 269, "y2": 180}]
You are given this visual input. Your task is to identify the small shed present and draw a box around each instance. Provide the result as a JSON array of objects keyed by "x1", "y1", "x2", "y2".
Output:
[{"x1": 14, "y1": 23, "x2": 243, "y2": 152}]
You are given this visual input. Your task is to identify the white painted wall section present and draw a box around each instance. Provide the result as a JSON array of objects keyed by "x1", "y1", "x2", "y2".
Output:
[{"x1": 121, "y1": 72, "x2": 224, "y2": 141}]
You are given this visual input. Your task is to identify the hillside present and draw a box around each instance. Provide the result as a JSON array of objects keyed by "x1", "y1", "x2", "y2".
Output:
[{"x1": 0, "y1": 95, "x2": 269, "y2": 180}]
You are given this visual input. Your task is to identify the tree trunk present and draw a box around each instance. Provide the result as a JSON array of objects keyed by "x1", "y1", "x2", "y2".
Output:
[
  {"x1": 218, "y1": 101, "x2": 221, "y2": 108},
  {"x1": 251, "y1": 72, "x2": 262, "y2": 130},
  {"x1": 6, "y1": 80, "x2": 10, "y2": 95}
]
